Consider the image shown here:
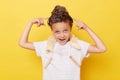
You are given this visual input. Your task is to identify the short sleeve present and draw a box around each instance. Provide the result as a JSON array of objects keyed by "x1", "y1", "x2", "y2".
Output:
[
  {"x1": 33, "y1": 41, "x2": 47, "y2": 57},
  {"x1": 77, "y1": 40, "x2": 90, "y2": 58}
]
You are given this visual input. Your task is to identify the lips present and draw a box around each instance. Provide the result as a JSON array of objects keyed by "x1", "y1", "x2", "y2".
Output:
[
  {"x1": 57, "y1": 38, "x2": 67, "y2": 45},
  {"x1": 59, "y1": 38, "x2": 66, "y2": 41}
]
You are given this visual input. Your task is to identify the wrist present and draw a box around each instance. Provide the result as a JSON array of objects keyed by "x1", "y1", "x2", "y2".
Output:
[
  {"x1": 26, "y1": 21, "x2": 33, "y2": 28},
  {"x1": 28, "y1": 20, "x2": 34, "y2": 25}
]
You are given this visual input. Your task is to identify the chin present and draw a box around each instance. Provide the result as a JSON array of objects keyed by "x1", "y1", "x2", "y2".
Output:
[
  {"x1": 59, "y1": 43, "x2": 66, "y2": 45},
  {"x1": 59, "y1": 41, "x2": 68, "y2": 45}
]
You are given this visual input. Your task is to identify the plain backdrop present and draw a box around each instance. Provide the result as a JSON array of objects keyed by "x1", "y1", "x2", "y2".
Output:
[{"x1": 0, "y1": 0, "x2": 120, "y2": 80}]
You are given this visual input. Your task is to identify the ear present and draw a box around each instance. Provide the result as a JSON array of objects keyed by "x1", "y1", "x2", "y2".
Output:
[
  {"x1": 69, "y1": 26, "x2": 72, "y2": 32},
  {"x1": 50, "y1": 24, "x2": 54, "y2": 30}
]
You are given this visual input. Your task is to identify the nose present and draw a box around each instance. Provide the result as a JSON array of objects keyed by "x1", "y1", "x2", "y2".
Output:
[{"x1": 60, "y1": 33, "x2": 65, "y2": 38}]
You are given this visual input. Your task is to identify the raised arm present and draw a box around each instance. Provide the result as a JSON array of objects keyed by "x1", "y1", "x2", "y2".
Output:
[
  {"x1": 73, "y1": 18, "x2": 106, "y2": 53},
  {"x1": 19, "y1": 18, "x2": 45, "y2": 50}
]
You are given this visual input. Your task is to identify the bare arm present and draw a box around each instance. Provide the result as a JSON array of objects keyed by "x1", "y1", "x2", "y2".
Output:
[
  {"x1": 19, "y1": 18, "x2": 45, "y2": 50},
  {"x1": 84, "y1": 27, "x2": 106, "y2": 53},
  {"x1": 74, "y1": 19, "x2": 106, "y2": 53}
]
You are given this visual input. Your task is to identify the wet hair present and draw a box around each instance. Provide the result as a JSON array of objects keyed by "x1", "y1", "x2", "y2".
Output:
[{"x1": 48, "y1": 5, "x2": 73, "y2": 28}]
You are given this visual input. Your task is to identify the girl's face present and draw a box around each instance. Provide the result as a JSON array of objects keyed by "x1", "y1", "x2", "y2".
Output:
[{"x1": 51, "y1": 22, "x2": 72, "y2": 45}]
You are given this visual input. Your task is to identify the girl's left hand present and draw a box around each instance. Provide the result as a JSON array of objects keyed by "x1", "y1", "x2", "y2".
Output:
[{"x1": 73, "y1": 18, "x2": 88, "y2": 30}]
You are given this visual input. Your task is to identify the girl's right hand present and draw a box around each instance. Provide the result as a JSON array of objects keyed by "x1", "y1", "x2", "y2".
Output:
[{"x1": 30, "y1": 18, "x2": 47, "y2": 27}]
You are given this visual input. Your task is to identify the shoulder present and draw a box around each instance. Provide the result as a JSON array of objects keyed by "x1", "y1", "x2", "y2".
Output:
[
  {"x1": 77, "y1": 39, "x2": 89, "y2": 45},
  {"x1": 33, "y1": 40, "x2": 47, "y2": 50},
  {"x1": 76, "y1": 39, "x2": 90, "y2": 49},
  {"x1": 33, "y1": 40, "x2": 48, "y2": 56},
  {"x1": 76, "y1": 38, "x2": 90, "y2": 57},
  {"x1": 33, "y1": 40, "x2": 47, "y2": 45}
]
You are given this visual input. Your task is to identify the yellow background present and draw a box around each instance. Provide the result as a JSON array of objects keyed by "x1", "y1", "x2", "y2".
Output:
[{"x1": 0, "y1": 0, "x2": 120, "y2": 80}]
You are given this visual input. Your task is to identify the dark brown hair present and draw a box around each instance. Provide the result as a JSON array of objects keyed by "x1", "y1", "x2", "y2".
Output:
[{"x1": 48, "y1": 5, "x2": 73, "y2": 28}]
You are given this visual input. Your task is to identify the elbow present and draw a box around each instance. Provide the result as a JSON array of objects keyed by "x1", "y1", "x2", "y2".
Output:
[
  {"x1": 18, "y1": 42, "x2": 23, "y2": 47},
  {"x1": 99, "y1": 46, "x2": 107, "y2": 53},
  {"x1": 18, "y1": 41, "x2": 25, "y2": 48}
]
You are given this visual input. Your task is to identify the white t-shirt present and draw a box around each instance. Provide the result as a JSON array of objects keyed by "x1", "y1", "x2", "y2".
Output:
[{"x1": 33, "y1": 39, "x2": 90, "y2": 80}]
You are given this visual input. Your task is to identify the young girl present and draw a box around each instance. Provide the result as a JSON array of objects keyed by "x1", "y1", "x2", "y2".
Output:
[{"x1": 19, "y1": 5, "x2": 106, "y2": 80}]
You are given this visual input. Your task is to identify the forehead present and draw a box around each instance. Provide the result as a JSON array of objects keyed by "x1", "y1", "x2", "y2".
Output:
[{"x1": 51, "y1": 22, "x2": 71, "y2": 30}]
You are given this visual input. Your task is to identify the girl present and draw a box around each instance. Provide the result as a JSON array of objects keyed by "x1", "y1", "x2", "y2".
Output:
[{"x1": 19, "y1": 5, "x2": 106, "y2": 80}]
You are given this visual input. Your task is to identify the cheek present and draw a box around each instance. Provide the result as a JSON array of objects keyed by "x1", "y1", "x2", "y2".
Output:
[
  {"x1": 52, "y1": 33, "x2": 59, "y2": 39},
  {"x1": 65, "y1": 32, "x2": 71, "y2": 37}
]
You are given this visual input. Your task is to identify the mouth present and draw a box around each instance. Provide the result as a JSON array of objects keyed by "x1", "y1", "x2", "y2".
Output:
[
  {"x1": 59, "y1": 38, "x2": 66, "y2": 41},
  {"x1": 58, "y1": 38, "x2": 66, "y2": 44}
]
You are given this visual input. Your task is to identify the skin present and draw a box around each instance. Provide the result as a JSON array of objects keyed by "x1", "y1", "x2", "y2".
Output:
[
  {"x1": 19, "y1": 18, "x2": 106, "y2": 53},
  {"x1": 51, "y1": 22, "x2": 72, "y2": 45}
]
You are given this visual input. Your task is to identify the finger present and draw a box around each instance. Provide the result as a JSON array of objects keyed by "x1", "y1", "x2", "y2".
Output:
[
  {"x1": 40, "y1": 19, "x2": 45, "y2": 25},
  {"x1": 73, "y1": 18, "x2": 79, "y2": 23},
  {"x1": 77, "y1": 23, "x2": 84, "y2": 30},
  {"x1": 37, "y1": 22, "x2": 41, "y2": 27},
  {"x1": 77, "y1": 25, "x2": 81, "y2": 30},
  {"x1": 37, "y1": 18, "x2": 48, "y2": 26},
  {"x1": 73, "y1": 18, "x2": 83, "y2": 24},
  {"x1": 38, "y1": 18, "x2": 44, "y2": 26},
  {"x1": 43, "y1": 17, "x2": 49, "y2": 20}
]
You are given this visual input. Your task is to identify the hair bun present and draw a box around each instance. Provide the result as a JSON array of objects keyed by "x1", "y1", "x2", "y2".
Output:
[
  {"x1": 48, "y1": 5, "x2": 73, "y2": 27},
  {"x1": 51, "y1": 5, "x2": 68, "y2": 15}
]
